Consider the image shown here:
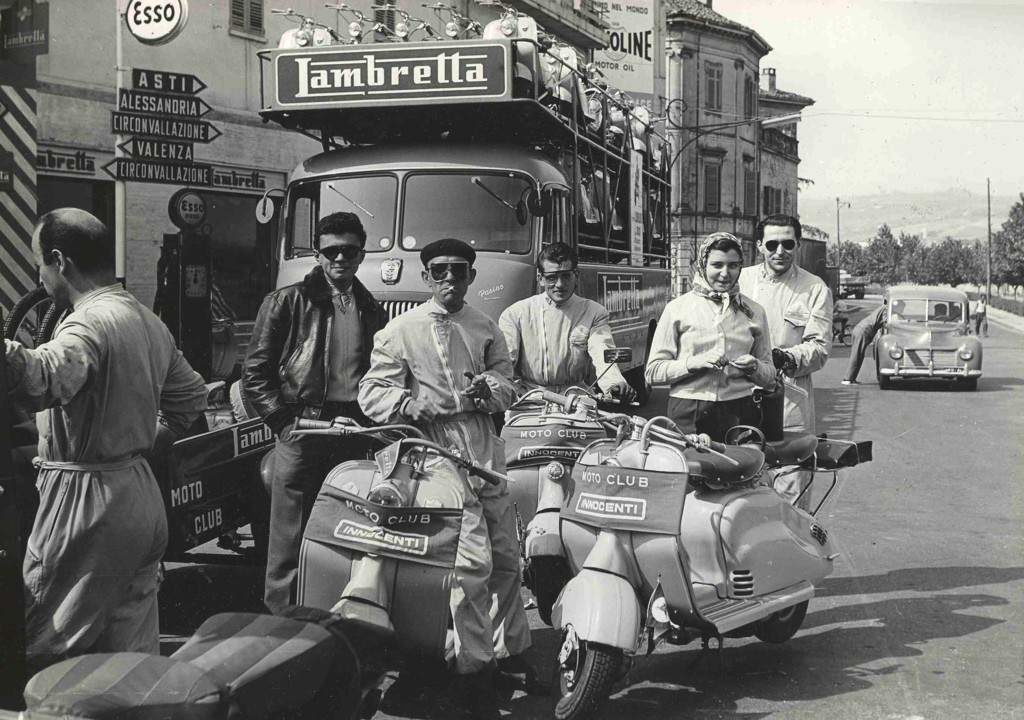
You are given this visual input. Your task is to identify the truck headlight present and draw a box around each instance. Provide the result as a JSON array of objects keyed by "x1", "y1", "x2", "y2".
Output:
[
  {"x1": 958, "y1": 346, "x2": 973, "y2": 360},
  {"x1": 888, "y1": 345, "x2": 903, "y2": 360}
]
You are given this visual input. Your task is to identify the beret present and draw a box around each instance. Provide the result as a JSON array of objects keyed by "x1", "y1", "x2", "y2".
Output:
[{"x1": 420, "y1": 238, "x2": 476, "y2": 267}]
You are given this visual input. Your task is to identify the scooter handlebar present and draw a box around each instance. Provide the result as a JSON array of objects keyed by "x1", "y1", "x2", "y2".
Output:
[
  {"x1": 295, "y1": 419, "x2": 334, "y2": 431},
  {"x1": 541, "y1": 389, "x2": 574, "y2": 412}
]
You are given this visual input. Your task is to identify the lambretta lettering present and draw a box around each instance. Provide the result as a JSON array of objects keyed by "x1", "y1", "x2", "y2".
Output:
[
  {"x1": 334, "y1": 519, "x2": 429, "y2": 556},
  {"x1": 575, "y1": 493, "x2": 646, "y2": 520},
  {"x1": 170, "y1": 480, "x2": 203, "y2": 508},
  {"x1": 237, "y1": 424, "x2": 273, "y2": 453},
  {"x1": 580, "y1": 470, "x2": 649, "y2": 488},
  {"x1": 294, "y1": 52, "x2": 487, "y2": 98}
]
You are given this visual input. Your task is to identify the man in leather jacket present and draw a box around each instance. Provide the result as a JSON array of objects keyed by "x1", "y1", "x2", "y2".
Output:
[{"x1": 243, "y1": 211, "x2": 387, "y2": 612}]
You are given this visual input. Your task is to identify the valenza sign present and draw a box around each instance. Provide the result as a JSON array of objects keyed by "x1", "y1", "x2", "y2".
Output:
[{"x1": 273, "y1": 42, "x2": 509, "y2": 108}]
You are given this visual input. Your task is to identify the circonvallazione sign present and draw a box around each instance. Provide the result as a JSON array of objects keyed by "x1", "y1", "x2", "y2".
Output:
[{"x1": 124, "y1": 0, "x2": 190, "y2": 46}]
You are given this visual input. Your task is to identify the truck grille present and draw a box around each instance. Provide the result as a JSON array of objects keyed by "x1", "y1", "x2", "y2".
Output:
[{"x1": 381, "y1": 300, "x2": 423, "y2": 320}]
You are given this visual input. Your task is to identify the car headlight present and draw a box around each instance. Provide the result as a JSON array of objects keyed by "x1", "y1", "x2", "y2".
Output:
[
  {"x1": 888, "y1": 345, "x2": 904, "y2": 360},
  {"x1": 958, "y1": 346, "x2": 973, "y2": 360}
]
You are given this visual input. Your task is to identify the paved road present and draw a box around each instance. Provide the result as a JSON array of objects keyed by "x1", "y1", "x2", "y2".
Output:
[{"x1": 160, "y1": 300, "x2": 1024, "y2": 719}]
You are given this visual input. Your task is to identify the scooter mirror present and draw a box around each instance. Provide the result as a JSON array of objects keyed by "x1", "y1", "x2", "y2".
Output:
[{"x1": 603, "y1": 347, "x2": 632, "y2": 364}]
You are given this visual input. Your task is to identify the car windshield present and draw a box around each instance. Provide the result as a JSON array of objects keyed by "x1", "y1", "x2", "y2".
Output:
[
  {"x1": 287, "y1": 174, "x2": 398, "y2": 256},
  {"x1": 399, "y1": 173, "x2": 532, "y2": 254},
  {"x1": 889, "y1": 299, "x2": 963, "y2": 323}
]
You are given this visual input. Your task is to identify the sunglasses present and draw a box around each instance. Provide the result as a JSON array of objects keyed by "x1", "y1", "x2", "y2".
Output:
[
  {"x1": 426, "y1": 262, "x2": 471, "y2": 282},
  {"x1": 539, "y1": 270, "x2": 576, "y2": 284},
  {"x1": 764, "y1": 239, "x2": 797, "y2": 253},
  {"x1": 316, "y1": 245, "x2": 363, "y2": 262}
]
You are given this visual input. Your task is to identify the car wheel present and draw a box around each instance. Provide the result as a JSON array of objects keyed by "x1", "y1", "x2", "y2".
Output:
[
  {"x1": 959, "y1": 377, "x2": 978, "y2": 392},
  {"x1": 877, "y1": 374, "x2": 892, "y2": 390}
]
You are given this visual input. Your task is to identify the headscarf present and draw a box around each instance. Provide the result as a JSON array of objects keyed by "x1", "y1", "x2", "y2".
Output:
[{"x1": 691, "y1": 232, "x2": 754, "y2": 318}]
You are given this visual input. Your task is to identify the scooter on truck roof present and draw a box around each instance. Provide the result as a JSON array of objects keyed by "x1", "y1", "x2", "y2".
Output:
[
  {"x1": 291, "y1": 416, "x2": 506, "y2": 716},
  {"x1": 542, "y1": 390, "x2": 871, "y2": 720}
]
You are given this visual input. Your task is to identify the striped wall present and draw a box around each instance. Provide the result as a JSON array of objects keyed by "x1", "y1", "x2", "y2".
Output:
[{"x1": 0, "y1": 84, "x2": 37, "y2": 313}]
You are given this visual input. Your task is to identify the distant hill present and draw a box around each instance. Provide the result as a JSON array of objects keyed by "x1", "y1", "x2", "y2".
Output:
[{"x1": 798, "y1": 189, "x2": 1019, "y2": 246}]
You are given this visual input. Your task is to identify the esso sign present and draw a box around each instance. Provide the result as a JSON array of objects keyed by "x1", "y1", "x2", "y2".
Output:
[
  {"x1": 169, "y1": 188, "x2": 206, "y2": 230},
  {"x1": 124, "y1": 0, "x2": 189, "y2": 46}
]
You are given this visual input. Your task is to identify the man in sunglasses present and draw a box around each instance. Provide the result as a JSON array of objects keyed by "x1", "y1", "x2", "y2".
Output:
[
  {"x1": 243, "y1": 211, "x2": 387, "y2": 612},
  {"x1": 499, "y1": 242, "x2": 635, "y2": 402},
  {"x1": 359, "y1": 238, "x2": 534, "y2": 719},
  {"x1": 739, "y1": 214, "x2": 833, "y2": 510}
]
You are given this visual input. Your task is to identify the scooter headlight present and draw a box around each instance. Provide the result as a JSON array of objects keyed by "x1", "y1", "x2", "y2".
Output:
[
  {"x1": 445, "y1": 20, "x2": 459, "y2": 37},
  {"x1": 395, "y1": 21, "x2": 409, "y2": 38},
  {"x1": 888, "y1": 345, "x2": 904, "y2": 360},
  {"x1": 958, "y1": 345, "x2": 973, "y2": 360},
  {"x1": 348, "y1": 21, "x2": 363, "y2": 38},
  {"x1": 500, "y1": 16, "x2": 517, "y2": 36},
  {"x1": 544, "y1": 461, "x2": 567, "y2": 482}
]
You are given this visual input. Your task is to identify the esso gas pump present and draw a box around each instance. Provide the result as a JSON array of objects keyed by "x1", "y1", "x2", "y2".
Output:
[{"x1": 156, "y1": 188, "x2": 212, "y2": 380}]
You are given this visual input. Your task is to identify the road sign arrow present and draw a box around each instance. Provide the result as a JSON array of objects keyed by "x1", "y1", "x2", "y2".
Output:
[
  {"x1": 112, "y1": 111, "x2": 220, "y2": 143},
  {"x1": 118, "y1": 137, "x2": 195, "y2": 162},
  {"x1": 102, "y1": 157, "x2": 213, "y2": 186},
  {"x1": 118, "y1": 89, "x2": 212, "y2": 118},
  {"x1": 132, "y1": 68, "x2": 207, "y2": 95}
]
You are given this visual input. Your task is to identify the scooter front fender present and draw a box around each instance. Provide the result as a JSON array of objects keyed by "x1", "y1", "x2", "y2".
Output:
[
  {"x1": 525, "y1": 509, "x2": 563, "y2": 558},
  {"x1": 552, "y1": 569, "x2": 640, "y2": 651}
]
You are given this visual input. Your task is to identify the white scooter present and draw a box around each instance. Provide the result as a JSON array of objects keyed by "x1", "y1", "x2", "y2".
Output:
[{"x1": 543, "y1": 391, "x2": 871, "y2": 720}]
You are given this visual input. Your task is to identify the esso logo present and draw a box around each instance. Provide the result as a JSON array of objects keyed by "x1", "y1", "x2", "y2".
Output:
[
  {"x1": 124, "y1": 0, "x2": 189, "y2": 46},
  {"x1": 169, "y1": 188, "x2": 206, "y2": 229}
]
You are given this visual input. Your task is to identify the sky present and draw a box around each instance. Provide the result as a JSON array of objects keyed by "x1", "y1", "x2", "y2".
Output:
[{"x1": 712, "y1": 0, "x2": 1024, "y2": 203}]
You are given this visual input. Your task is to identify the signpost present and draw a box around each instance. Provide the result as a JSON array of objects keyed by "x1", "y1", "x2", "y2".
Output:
[
  {"x1": 118, "y1": 137, "x2": 195, "y2": 162},
  {"x1": 118, "y1": 88, "x2": 211, "y2": 118}
]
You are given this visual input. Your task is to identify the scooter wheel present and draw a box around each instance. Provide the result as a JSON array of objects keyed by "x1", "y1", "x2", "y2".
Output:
[
  {"x1": 754, "y1": 600, "x2": 808, "y2": 643},
  {"x1": 554, "y1": 638, "x2": 621, "y2": 720}
]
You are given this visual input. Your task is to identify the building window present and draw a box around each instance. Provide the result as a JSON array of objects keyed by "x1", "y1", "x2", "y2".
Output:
[
  {"x1": 783, "y1": 188, "x2": 791, "y2": 214},
  {"x1": 375, "y1": 5, "x2": 396, "y2": 32},
  {"x1": 744, "y1": 76, "x2": 755, "y2": 119},
  {"x1": 763, "y1": 186, "x2": 783, "y2": 216},
  {"x1": 704, "y1": 62, "x2": 722, "y2": 111},
  {"x1": 744, "y1": 161, "x2": 756, "y2": 216},
  {"x1": 704, "y1": 163, "x2": 721, "y2": 214},
  {"x1": 230, "y1": 0, "x2": 264, "y2": 36}
]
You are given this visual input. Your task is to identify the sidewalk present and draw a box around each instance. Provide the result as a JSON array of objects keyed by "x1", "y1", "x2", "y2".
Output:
[{"x1": 983, "y1": 305, "x2": 1024, "y2": 335}]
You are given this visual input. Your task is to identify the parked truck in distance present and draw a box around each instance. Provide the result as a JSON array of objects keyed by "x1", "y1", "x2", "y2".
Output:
[{"x1": 838, "y1": 270, "x2": 868, "y2": 299}]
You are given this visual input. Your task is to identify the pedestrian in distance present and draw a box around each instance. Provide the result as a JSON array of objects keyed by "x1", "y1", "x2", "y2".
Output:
[
  {"x1": 974, "y1": 294, "x2": 989, "y2": 337},
  {"x1": 645, "y1": 232, "x2": 777, "y2": 440},
  {"x1": 499, "y1": 241, "x2": 636, "y2": 402},
  {"x1": 739, "y1": 215, "x2": 833, "y2": 511},
  {"x1": 842, "y1": 304, "x2": 887, "y2": 385},
  {"x1": 242, "y1": 211, "x2": 387, "y2": 613},
  {"x1": 358, "y1": 238, "x2": 536, "y2": 720},
  {"x1": 3, "y1": 209, "x2": 207, "y2": 671}
]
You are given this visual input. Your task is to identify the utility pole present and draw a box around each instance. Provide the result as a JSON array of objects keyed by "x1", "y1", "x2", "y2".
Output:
[{"x1": 987, "y1": 178, "x2": 992, "y2": 301}]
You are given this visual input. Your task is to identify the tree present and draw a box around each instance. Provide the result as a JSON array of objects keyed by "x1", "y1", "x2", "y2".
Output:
[
  {"x1": 991, "y1": 193, "x2": 1024, "y2": 290},
  {"x1": 896, "y1": 232, "x2": 927, "y2": 283},
  {"x1": 827, "y1": 241, "x2": 867, "y2": 275},
  {"x1": 919, "y1": 237, "x2": 978, "y2": 287},
  {"x1": 863, "y1": 224, "x2": 901, "y2": 286}
]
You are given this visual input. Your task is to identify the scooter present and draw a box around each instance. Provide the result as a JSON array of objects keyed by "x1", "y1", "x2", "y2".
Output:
[
  {"x1": 502, "y1": 387, "x2": 610, "y2": 624},
  {"x1": 293, "y1": 417, "x2": 505, "y2": 712},
  {"x1": 544, "y1": 390, "x2": 871, "y2": 720}
]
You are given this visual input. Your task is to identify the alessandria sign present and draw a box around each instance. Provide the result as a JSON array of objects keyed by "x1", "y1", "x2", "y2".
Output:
[{"x1": 271, "y1": 41, "x2": 510, "y2": 109}]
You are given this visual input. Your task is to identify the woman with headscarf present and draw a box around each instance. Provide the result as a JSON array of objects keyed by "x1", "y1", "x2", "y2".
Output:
[{"x1": 645, "y1": 232, "x2": 777, "y2": 439}]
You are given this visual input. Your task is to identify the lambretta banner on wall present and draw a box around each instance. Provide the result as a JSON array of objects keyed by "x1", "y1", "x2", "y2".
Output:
[
  {"x1": 593, "y1": 0, "x2": 654, "y2": 111},
  {"x1": 272, "y1": 41, "x2": 510, "y2": 109}
]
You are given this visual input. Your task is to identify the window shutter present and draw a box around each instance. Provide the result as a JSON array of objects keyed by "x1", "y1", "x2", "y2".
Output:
[
  {"x1": 704, "y1": 165, "x2": 720, "y2": 214},
  {"x1": 230, "y1": 0, "x2": 246, "y2": 28},
  {"x1": 248, "y1": 0, "x2": 264, "y2": 33}
]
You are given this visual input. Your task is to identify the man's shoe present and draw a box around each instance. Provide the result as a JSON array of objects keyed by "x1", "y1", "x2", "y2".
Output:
[
  {"x1": 465, "y1": 666, "x2": 501, "y2": 720},
  {"x1": 379, "y1": 668, "x2": 442, "y2": 717},
  {"x1": 497, "y1": 654, "x2": 550, "y2": 696},
  {"x1": 841, "y1": 379, "x2": 859, "y2": 385}
]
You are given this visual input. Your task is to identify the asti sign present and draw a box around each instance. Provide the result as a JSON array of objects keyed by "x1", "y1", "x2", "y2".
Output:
[{"x1": 273, "y1": 42, "x2": 510, "y2": 108}]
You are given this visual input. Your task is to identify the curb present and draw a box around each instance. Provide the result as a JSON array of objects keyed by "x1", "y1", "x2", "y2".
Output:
[{"x1": 982, "y1": 306, "x2": 1024, "y2": 335}]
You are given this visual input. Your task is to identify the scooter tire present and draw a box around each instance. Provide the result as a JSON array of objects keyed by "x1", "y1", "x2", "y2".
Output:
[
  {"x1": 754, "y1": 600, "x2": 808, "y2": 644},
  {"x1": 3, "y1": 286, "x2": 50, "y2": 345},
  {"x1": 554, "y1": 641, "x2": 621, "y2": 720}
]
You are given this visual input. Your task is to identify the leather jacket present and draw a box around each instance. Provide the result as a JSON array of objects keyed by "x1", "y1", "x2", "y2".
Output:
[{"x1": 243, "y1": 265, "x2": 387, "y2": 433}]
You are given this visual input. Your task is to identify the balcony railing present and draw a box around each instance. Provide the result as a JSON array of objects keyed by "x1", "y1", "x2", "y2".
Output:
[
  {"x1": 760, "y1": 126, "x2": 799, "y2": 159},
  {"x1": 506, "y1": 0, "x2": 609, "y2": 48}
]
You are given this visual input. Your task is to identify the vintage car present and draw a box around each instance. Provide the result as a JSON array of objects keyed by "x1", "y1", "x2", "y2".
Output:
[{"x1": 873, "y1": 285, "x2": 982, "y2": 390}]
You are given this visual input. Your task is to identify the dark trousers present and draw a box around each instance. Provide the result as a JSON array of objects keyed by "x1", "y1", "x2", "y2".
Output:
[
  {"x1": 974, "y1": 312, "x2": 987, "y2": 336},
  {"x1": 667, "y1": 395, "x2": 760, "y2": 442},
  {"x1": 844, "y1": 323, "x2": 878, "y2": 382},
  {"x1": 264, "y1": 400, "x2": 374, "y2": 613}
]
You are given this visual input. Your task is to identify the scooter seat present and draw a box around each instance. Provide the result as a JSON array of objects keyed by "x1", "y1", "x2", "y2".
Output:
[
  {"x1": 24, "y1": 652, "x2": 223, "y2": 720},
  {"x1": 684, "y1": 445, "x2": 764, "y2": 489},
  {"x1": 763, "y1": 431, "x2": 818, "y2": 468},
  {"x1": 170, "y1": 612, "x2": 342, "y2": 720},
  {"x1": 24, "y1": 613, "x2": 349, "y2": 720}
]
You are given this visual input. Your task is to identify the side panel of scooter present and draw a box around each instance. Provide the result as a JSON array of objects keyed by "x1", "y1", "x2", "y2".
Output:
[
  {"x1": 631, "y1": 533, "x2": 697, "y2": 616},
  {"x1": 679, "y1": 491, "x2": 731, "y2": 594},
  {"x1": 552, "y1": 569, "x2": 640, "y2": 650},
  {"x1": 716, "y1": 487, "x2": 834, "y2": 596}
]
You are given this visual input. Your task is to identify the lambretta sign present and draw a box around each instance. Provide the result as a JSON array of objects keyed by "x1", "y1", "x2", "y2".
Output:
[{"x1": 274, "y1": 42, "x2": 510, "y2": 108}]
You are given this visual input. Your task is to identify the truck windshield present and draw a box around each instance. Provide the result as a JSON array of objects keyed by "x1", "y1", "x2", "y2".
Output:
[
  {"x1": 399, "y1": 172, "x2": 532, "y2": 254},
  {"x1": 288, "y1": 174, "x2": 398, "y2": 256}
]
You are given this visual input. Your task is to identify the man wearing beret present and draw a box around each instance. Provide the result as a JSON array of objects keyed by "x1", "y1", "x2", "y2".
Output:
[
  {"x1": 243, "y1": 211, "x2": 387, "y2": 613},
  {"x1": 359, "y1": 238, "x2": 533, "y2": 719}
]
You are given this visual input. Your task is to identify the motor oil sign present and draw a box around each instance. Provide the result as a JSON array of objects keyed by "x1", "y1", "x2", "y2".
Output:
[
  {"x1": 272, "y1": 42, "x2": 510, "y2": 109},
  {"x1": 593, "y1": 0, "x2": 655, "y2": 110}
]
